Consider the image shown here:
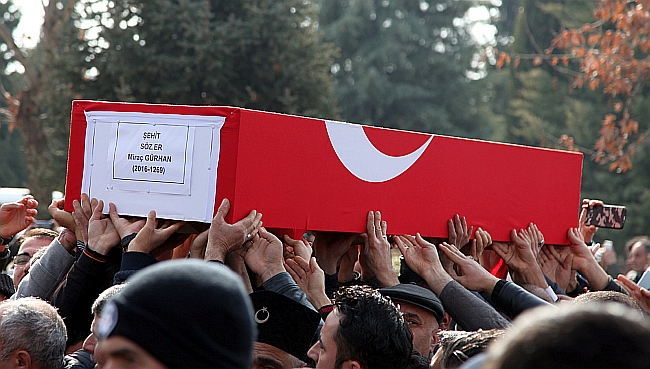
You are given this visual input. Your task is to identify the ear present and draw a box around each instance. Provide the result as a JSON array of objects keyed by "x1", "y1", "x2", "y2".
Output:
[
  {"x1": 431, "y1": 327, "x2": 440, "y2": 349},
  {"x1": 12, "y1": 350, "x2": 32, "y2": 369},
  {"x1": 439, "y1": 312, "x2": 452, "y2": 330},
  {"x1": 341, "y1": 360, "x2": 363, "y2": 369}
]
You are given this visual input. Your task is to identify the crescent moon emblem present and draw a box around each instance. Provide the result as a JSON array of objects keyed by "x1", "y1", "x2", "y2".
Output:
[
  {"x1": 325, "y1": 120, "x2": 433, "y2": 183},
  {"x1": 255, "y1": 307, "x2": 270, "y2": 324}
]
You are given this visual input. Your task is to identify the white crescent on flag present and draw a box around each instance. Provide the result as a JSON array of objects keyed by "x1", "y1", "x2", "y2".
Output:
[{"x1": 325, "y1": 120, "x2": 433, "y2": 183}]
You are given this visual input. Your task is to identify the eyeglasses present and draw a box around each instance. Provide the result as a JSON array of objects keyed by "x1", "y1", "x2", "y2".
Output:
[{"x1": 12, "y1": 254, "x2": 31, "y2": 268}]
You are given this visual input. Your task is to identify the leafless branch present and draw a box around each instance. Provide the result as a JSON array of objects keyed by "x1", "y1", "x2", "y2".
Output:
[
  {"x1": 0, "y1": 20, "x2": 39, "y2": 87},
  {"x1": 522, "y1": 8, "x2": 583, "y2": 78}
]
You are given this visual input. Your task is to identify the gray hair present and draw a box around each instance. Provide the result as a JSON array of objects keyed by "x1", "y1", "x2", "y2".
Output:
[
  {"x1": 92, "y1": 284, "x2": 127, "y2": 316},
  {"x1": 0, "y1": 298, "x2": 67, "y2": 369}
]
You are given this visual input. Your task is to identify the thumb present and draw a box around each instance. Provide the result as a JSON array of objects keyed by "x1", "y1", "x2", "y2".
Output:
[
  {"x1": 215, "y1": 198, "x2": 230, "y2": 221},
  {"x1": 144, "y1": 210, "x2": 157, "y2": 230}
]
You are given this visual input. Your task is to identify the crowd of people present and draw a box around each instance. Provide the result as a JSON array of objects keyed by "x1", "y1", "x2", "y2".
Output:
[{"x1": 0, "y1": 193, "x2": 649, "y2": 369}]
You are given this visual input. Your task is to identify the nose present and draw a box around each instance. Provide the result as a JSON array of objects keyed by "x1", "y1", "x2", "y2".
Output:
[
  {"x1": 83, "y1": 332, "x2": 97, "y2": 354},
  {"x1": 307, "y1": 342, "x2": 319, "y2": 363}
]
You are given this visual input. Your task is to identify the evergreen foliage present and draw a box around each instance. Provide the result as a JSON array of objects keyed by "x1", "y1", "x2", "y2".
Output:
[
  {"x1": 316, "y1": 0, "x2": 506, "y2": 140},
  {"x1": 70, "y1": 0, "x2": 339, "y2": 118}
]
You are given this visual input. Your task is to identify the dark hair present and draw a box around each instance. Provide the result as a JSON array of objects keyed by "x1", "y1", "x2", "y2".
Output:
[
  {"x1": 438, "y1": 330, "x2": 504, "y2": 369},
  {"x1": 484, "y1": 303, "x2": 650, "y2": 369},
  {"x1": 18, "y1": 228, "x2": 58, "y2": 248},
  {"x1": 333, "y1": 285, "x2": 412, "y2": 369}
]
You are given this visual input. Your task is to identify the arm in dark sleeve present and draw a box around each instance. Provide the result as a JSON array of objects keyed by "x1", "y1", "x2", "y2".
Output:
[
  {"x1": 602, "y1": 276, "x2": 628, "y2": 295},
  {"x1": 51, "y1": 247, "x2": 112, "y2": 348},
  {"x1": 567, "y1": 272, "x2": 591, "y2": 297},
  {"x1": 261, "y1": 272, "x2": 315, "y2": 310},
  {"x1": 545, "y1": 275, "x2": 566, "y2": 296},
  {"x1": 324, "y1": 272, "x2": 339, "y2": 298},
  {"x1": 488, "y1": 279, "x2": 553, "y2": 319},
  {"x1": 112, "y1": 252, "x2": 158, "y2": 285},
  {"x1": 438, "y1": 280, "x2": 510, "y2": 331}
]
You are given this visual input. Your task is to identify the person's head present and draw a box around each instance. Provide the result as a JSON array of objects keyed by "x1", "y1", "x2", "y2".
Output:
[
  {"x1": 94, "y1": 259, "x2": 255, "y2": 369},
  {"x1": 573, "y1": 290, "x2": 642, "y2": 312},
  {"x1": 625, "y1": 236, "x2": 650, "y2": 273},
  {"x1": 82, "y1": 284, "x2": 127, "y2": 356},
  {"x1": 430, "y1": 330, "x2": 504, "y2": 369},
  {"x1": 13, "y1": 228, "x2": 57, "y2": 288},
  {"x1": 308, "y1": 285, "x2": 413, "y2": 369},
  {"x1": 0, "y1": 297, "x2": 67, "y2": 369},
  {"x1": 483, "y1": 303, "x2": 650, "y2": 369},
  {"x1": 250, "y1": 291, "x2": 321, "y2": 369},
  {"x1": 379, "y1": 283, "x2": 445, "y2": 357}
]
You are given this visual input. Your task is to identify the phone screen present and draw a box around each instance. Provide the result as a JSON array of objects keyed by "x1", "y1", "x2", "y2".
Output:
[{"x1": 584, "y1": 205, "x2": 626, "y2": 229}]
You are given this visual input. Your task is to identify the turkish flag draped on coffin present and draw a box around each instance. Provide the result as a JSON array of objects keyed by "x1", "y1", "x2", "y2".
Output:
[{"x1": 65, "y1": 100, "x2": 583, "y2": 245}]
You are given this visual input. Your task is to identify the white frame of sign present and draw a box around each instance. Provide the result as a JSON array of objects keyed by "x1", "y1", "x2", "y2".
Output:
[{"x1": 82, "y1": 111, "x2": 226, "y2": 222}]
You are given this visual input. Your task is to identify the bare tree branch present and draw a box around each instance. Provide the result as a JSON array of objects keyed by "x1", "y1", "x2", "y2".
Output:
[{"x1": 0, "y1": 20, "x2": 39, "y2": 88}]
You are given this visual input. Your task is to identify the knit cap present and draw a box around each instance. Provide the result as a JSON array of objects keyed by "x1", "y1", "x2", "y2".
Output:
[{"x1": 97, "y1": 259, "x2": 256, "y2": 369}]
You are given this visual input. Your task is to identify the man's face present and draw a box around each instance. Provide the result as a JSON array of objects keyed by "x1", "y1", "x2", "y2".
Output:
[
  {"x1": 83, "y1": 314, "x2": 99, "y2": 356},
  {"x1": 252, "y1": 342, "x2": 299, "y2": 369},
  {"x1": 13, "y1": 237, "x2": 51, "y2": 288},
  {"x1": 627, "y1": 242, "x2": 649, "y2": 273},
  {"x1": 396, "y1": 300, "x2": 440, "y2": 357},
  {"x1": 94, "y1": 336, "x2": 168, "y2": 369},
  {"x1": 307, "y1": 311, "x2": 341, "y2": 369}
]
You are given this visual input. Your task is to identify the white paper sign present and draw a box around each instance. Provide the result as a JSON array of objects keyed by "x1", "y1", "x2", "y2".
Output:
[
  {"x1": 82, "y1": 111, "x2": 225, "y2": 222},
  {"x1": 112, "y1": 123, "x2": 190, "y2": 184}
]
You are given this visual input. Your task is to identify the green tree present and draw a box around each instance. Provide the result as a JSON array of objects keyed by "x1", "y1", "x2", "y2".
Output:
[
  {"x1": 317, "y1": 0, "x2": 506, "y2": 139},
  {"x1": 1, "y1": 0, "x2": 339, "y2": 210},
  {"x1": 0, "y1": 1, "x2": 28, "y2": 189},
  {"x1": 69, "y1": 0, "x2": 339, "y2": 118},
  {"x1": 502, "y1": 0, "x2": 650, "y2": 249}
]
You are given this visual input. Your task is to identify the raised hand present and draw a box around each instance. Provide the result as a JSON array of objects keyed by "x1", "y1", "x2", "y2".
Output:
[
  {"x1": 578, "y1": 199, "x2": 602, "y2": 244},
  {"x1": 360, "y1": 211, "x2": 399, "y2": 287},
  {"x1": 567, "y1": 227, "x2": 609, "y2": 290},
  {"x1": 448, "y1": 214, "x2": 473, "y2": 252},
  {"x1": 205, "y1": 198, "x2": 262, "y2": 262},
  {"x1": 470, "y1": 227, "x2": 492, "y2": 262},
  {"x1": 438, "y1": 242, "x2": 500, "y2": 293},
  {"x1": 283, "y1": 234, "x2": 312, "y2": 261},
  {"x1": 128, "y1": 210, "x2": 185, "y2": 256},
  {"x1": 71, "y1": 193, "x2": 98, "y2": 244},
  {"x1": 0, "y1": 195, "x2": 38, "y2": 238},
  {"x1": 394, "y1": 233, "x2": 452, "y2": 294},
  {"x1": 492, "y1": 228, "x2": 547, "y2": 288},
  {"x1": 312, "y1": 231, "x2": 359, "y2": 275},
  {"x1": 527, "y1": 223, "x2": 544, "y2": 258},
  {"x1": 617, "y1": 274, "x2": 650, "y2": 314},
  {"x1": 108, "y1": 202, "x2": 146, "y2": 239},
  {"x1": 57, "y1": 227, "x2": 78, "y2": 252},
  {"x1": 87, "y1": 199, "x2": 120, "y2": 255},
  {"x1": 285, "y1": 256, "x2": 331, "y2": 309},
  {"x1": 538, "y1": 245, "x2": 574, "y2": 292},
  {"x1": 189, "y1": 229, "x2": 208, "y2": 259},
  {"x1": 338, "y1": 245, "x2": 359, "y2": 283},
  {"x1": 48, "y1": 197, "x2": 76, "y2": 233},
  {"x1": 243, "y1": 227, "x2": 285, "y2": 282}
]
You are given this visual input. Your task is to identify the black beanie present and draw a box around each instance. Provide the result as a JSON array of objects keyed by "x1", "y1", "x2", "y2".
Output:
[
  {"x1": 98, "y1": 259, "x2": 256, "y2": 369},
  {"x1": 250, "y1": 291, "x2": 321, "y2": 361}
]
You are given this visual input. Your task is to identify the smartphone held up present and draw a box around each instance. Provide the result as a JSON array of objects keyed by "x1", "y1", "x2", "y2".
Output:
[{"x1": 583, "y1": 204, "x2": 627, "y2": 229}]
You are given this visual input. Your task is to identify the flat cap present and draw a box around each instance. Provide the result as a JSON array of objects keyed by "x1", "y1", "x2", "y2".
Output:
[{"x1": 379, "y1": 283, "x2": 444, "y2": 323}]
